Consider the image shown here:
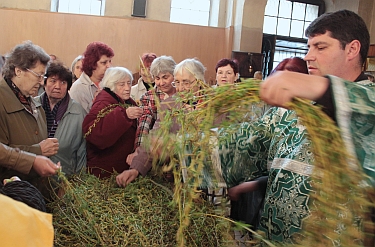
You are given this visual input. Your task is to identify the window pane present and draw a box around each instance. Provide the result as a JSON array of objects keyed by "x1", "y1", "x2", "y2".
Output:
[
  {"x1": 303, "y1": 21, "x2": 312, "y2": 36},
  {"x1": 290, "y1": 20, "x2": 304, "y2": 38},
  {"x1": 263, "y1": 16, "x2": 277, "y2": 34},
  {"x1": 171, "y1": 0, "x2": 210, "y2": 11},
  {"x1": 306, "y1": 4, "x2": 319, "y2": 21},
  {"x1": 80, "y1": 2, "x2": 91, "y2": 15},
  {"x1": 100, "y1": 0, "x2": 106, "y2": 15},
  {"x1": 58, "y1": 0, "x2": 70, "y2": 13},
  {"x1": 278, "y1": 0, "x2": 292, "y2": 18},
  {"x1": 171, "y1": 0, "x2": 190, "y2": 9},
  {"x1": 170, "y1": 0, "x2": 210, "y2": 26},
  {"x1": 79, "y1": 0, "x2": 98, "y2": 15},
  {"x1": 292, "y1": 2, "x2": 305, "y2": 20},
  {"x1": 274, "y1": 50, "x2": 282, "y2": 62},
  {"x1": 272, "y1": 61, "x2": 279, "y2": 70},
  {"x1": 58, "y1": 0, "x2": 104, "y2": 15},
  {"x1": 88, "y1": 0, "x2": 102, "y2": 15},
  {"x1": 264, "y1": 0, "x2": 279, "y2": 17},
  {"x1": 276, "y1": 18, "x2": 290, "y2": 36},
  {"x1": 170, "y1": 8, "x2": 209, "y2": 26}
]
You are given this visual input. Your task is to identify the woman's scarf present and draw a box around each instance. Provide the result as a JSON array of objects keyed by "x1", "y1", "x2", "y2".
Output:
[
  {"x1": 5, "y1": 78, "x2": 33, "y2": 113},
  {"x1": 41, "y1": 93, "x2": 70, "y2": 138},
  {"x1": 84, "y1": 88, "x2": 133, "y2": 138}
]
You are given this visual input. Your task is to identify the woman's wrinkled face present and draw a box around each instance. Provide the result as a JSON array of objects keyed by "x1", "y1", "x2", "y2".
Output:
[
  {"x1": 114, "y1": 77, "x2": 132, "y2": 100},
  {"x1": 17, "y1": 61, "x2": 46, "y2": 97},
  {"x1": 216, "y1": 64, "x2": 237, "y2": 86},
  {"x1": 45, "y1": 75, "x2": 68, "y2": 102},
  {"x1": 154, "y1": 72, "x2": 175, "y2": 95},
  {"x1": 74, "y1": 60, "x2": 83, "y2": 79},
  {"x1": 173, "y1": 69, "x2": 199, "y2": 95}
]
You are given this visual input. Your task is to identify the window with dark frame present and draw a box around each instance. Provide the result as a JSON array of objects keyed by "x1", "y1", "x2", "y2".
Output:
[{"x1": 262, "y1": 0, "x2": 325, "y2": 72}]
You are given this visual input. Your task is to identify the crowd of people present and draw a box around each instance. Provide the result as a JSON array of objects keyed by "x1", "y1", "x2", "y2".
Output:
[{"x1": 0, "y1": 9, "x2": 374, "y2": 246}]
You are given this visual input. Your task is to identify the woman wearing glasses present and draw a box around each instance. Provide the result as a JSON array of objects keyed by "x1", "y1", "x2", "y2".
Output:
[
  {"x1": 116, "y1": 58, "x2": 207, "y2": 187},
  {"x1": 35, "y1": 62, "x2": 86, "y2": 177},
  {"x1": 0, "y1": 41, "x2": 60, "y2": 198}
]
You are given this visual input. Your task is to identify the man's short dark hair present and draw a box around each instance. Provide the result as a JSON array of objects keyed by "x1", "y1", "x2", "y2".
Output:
[{"x1": 305, "y1": 10, "x2": 369, "y2": 66}]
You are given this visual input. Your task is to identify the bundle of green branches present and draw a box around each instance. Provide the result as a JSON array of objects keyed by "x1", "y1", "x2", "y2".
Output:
[
  {"x1": 289, "y1": 98, "x2": 375, "y2": 247},
  {"x1": 49, "y1": 174, "x2": 231, "y2": 247},
  {"x1": 149, "y1": 78, "x2": 375, "y2": 246},
  {"x1": 148, "y1": 80, "x2": 273, "y2": 246}
]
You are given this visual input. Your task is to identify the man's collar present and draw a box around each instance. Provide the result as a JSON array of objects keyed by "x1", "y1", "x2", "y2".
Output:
[{"x1": 354, "y1": 72, "x2": 368, "y2": 82}]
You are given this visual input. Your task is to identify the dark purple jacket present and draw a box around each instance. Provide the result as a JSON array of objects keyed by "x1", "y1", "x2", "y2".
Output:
[{"x1": 83, "y1": 88, "x2": 137, "y2": 178}]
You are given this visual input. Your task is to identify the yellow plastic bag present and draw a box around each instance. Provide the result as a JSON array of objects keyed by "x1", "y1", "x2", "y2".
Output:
[{"x1": 0, "y1": 194, "x2": 53, "y2": 247}]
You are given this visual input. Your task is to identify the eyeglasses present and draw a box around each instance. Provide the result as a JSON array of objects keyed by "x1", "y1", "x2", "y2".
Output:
[
  {"x1": 26, "y1": 68, "x2": 46, "y2": 81},
  {"x1": 172, "y1": 79, "x2": 197, "y2": 87}
]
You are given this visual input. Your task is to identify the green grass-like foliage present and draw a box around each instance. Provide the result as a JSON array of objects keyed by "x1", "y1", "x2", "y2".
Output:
[
  {"x1": 148, "y1": 79, "x2": 375, "y2": 246},
  {"x1": 50, "y1": 173, "x2": 231, "y2": 247},
  {"x1": 51, "y1": 78, "x2": 375, "y2": 247}
]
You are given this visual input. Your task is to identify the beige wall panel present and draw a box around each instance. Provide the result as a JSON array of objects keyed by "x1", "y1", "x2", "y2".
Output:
[
  {"x1": 0, "y1": 0, "x2": 50, "y2": 10},
  {"x1": 105, "y1": 0, "x2": 133, "y2": 17},
  {"x1": 225, "y1": 26, "x2": 234, "y2": 56},
  {"x1": 0, "y1": 8, "x2": 232, "y2": 84},
  {"x1": 239, "y1": 27, "x2": 263, "y2": 53},
  {"x1": 358, "y1": 0, "x2": 375, "y2": 44},
  {"x1": 147, "y1": 0, "x2": 171, "y2": 22},
  {"x1": 325, "y1": 0, "x2": 375, "y2": 45},
  {"x1": 325, "y1": 0, "x2": 360, "y2": 12}
]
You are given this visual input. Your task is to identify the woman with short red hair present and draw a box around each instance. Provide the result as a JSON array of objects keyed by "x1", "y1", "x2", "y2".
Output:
[
  {"x1": 69, "y1": 41, "x2": 114, "y2": 115},
  {"x1": 271, "y1": 57, "x2": 308, "y2": 74}
]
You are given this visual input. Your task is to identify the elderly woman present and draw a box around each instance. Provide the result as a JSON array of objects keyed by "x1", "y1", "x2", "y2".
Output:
[
  {"x1": 83, "y1": 67, "x2": 143, "y2": 178},
  {"x1": 0, "y1": 41, "x2": 59, "y2": 194},
  {"x1": 35, "y1": 62, "x2": 86, "y2": 176},
  {"x1": 125, "y1": 55, "x2": 176, "y2": 177},
  {"x1": 116, "y1": 58, "x2": 206, "y2": 187},
  {"x1": 172, "y1": 58, "x2": 206, "y2": 94},
  {"x1": 71, "y1": 55, "x2": 83, "y2": 82},
  {"x1": 69, "y1": 41, "x2": 114, "y2": 115},
  {"x1": 132, "y1": 55, "x2": 176, "y2": 150},
  {"x1": 214, "y1": 58, "x2": 239, "y2": 87}
]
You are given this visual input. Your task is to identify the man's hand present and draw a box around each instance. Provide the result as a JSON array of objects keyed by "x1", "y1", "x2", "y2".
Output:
[
  {"x1": 32, "y1": 155, "x2": 61, "y2": 177},
  {"x1": 228, "y1": 180, "x2": 262, "y2": 201},
  {"x1": 260, "y1": 71, "x2": 329, "y2": 108},
  {"x1": 116, "y1": 169, "x2": 139, "y2": 188},
  {"x1": 227, "y1": 185, "x2": 242, "y2": 201},
  {"x1": 39, "y1": 138, "x2": 59, "y2": 157}
]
